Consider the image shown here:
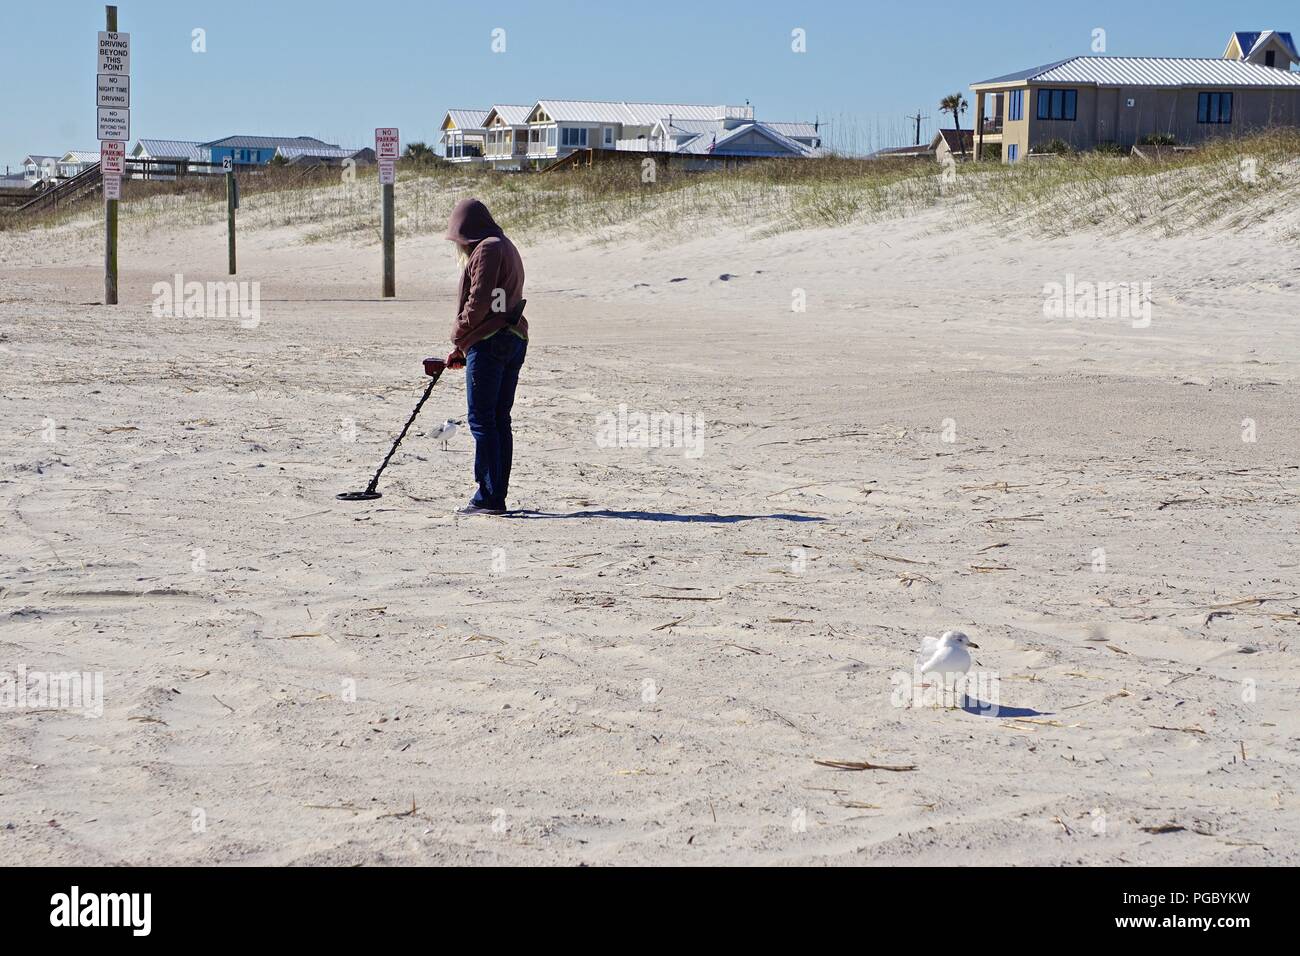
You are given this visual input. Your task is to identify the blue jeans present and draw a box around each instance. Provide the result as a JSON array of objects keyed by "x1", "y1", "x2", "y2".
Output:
[{"x1": 465, "y1": 331, "x2": 527, "y2": 509}]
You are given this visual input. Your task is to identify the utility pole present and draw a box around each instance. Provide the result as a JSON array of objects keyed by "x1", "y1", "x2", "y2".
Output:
[{"x1": 906, "y1": 111, "x2": 930, "y2": 147}]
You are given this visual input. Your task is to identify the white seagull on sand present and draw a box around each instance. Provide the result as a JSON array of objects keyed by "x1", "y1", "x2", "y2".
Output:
[
  {"x1": 431, "y1": 419, "x2": 461, "y2": 450},
  {"x1": 916, "y1": 630, "x2": 979, "y2": 682}
]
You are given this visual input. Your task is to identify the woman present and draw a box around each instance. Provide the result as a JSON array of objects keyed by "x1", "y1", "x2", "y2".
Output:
[{"x1": 444, "y1": 198, "x2": 528, "y2": 515}]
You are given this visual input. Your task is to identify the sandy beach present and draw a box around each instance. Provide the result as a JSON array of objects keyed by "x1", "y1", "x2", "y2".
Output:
[{"x1": 1, "y1": 171, "x2": 1298, "y2": 865}]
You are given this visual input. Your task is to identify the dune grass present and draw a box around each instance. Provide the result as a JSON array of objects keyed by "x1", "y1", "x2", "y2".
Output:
[{"x1": 4, "y1": 131, "x2": 1297, "y2": 250}]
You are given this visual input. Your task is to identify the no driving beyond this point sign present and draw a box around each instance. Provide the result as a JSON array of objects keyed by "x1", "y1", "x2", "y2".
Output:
[{"x1": 97, "y1": 31, "x2": 130, "y2": 73}]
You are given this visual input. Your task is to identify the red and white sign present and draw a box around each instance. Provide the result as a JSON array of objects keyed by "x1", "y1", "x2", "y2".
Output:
[
  {"x1": 375, "y1": 128, "x2": 400, "y2": 160},
  {"x1": 378, "y1": 159, "x2": 396, "y2": 185},
  {"x1": 103, "y1": 173, "x2": 121, "y2": 201},
  {"x1": 101, "y1": 141, "x2": 125, "y2": 175}
]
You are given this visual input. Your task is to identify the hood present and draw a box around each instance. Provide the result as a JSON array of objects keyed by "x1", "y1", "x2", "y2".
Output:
[{"x1": 445, "y1": 197, "x2": 504, "y2": 245}]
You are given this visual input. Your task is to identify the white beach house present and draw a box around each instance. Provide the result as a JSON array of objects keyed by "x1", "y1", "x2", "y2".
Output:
[
  {"x1": 523, "y1": 99, "x2": 822, "y2": 166},
  {"x1": 22, "y1": 154, "x2": 61, "y2": 183},
  {"x1": 439, "y1": 109, "x2": 489, "y2": 163},
  {"x1": 440, "y1": 99, "x2": 823, "y2": 169},
  {"x1": 130, "y1": 139, "x2": 207, "y2": 179},
  {"x1": 57, "y1": 151, "x2": 100, "y2": 179}
]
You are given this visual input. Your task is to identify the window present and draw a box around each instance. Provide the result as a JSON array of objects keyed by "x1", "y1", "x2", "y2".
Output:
[
  {"x1": 1198, "y1": 91, "x2": 1233, "y2": 124},
  {"x1": 1265, "y1": 50, "x2": 1276, "y2": 67},
  {"x1": 604, "y1": 126, "x2": 614, "y2": 146},
  {"x1": 1036, "y1": 88, "x2": 1077, "y2": 121},
  {"x1": 1008, "y1": 89, "x2": 1024, "y2": 122},
  {"x1": 547, "y1": 126, "x2": 557, "y2": 148},
  {"x1": 1007, "y1": 144, "x2": 1019, "y2": 162},
  {"x1": 560, "y1": 127, "x2": 589, "y2": 148}
]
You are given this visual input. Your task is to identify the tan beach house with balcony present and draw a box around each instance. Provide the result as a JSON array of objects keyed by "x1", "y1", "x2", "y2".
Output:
[
  {"x1": 481, "y1": 105, "x2": 533, "y2": 169},
  {"x1": 971, "y1": 34, "x2": 1300, "y2": 162}
]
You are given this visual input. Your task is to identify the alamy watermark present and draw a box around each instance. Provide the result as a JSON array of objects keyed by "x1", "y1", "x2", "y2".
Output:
[
  {"x1": 890, "y1": 667, "x2": 1001, "y2": 714},
  {"x1": 1, "y1": 665, "x2": 103, "y2": 718},
  {"x1": 1043, "y1": 274, "x2": 1151, "y2": 328},
  {"x1": 152, "y1": 274, "x2": 260, "y2": 328},
  {"x1": 595, "y1": 404, "x2": 705, "y2": 458}
]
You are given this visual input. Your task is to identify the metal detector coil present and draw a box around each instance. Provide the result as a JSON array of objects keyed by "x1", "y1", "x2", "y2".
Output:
[{"x1": 336, "y1": 358, "x2": 448, "y2": 502}]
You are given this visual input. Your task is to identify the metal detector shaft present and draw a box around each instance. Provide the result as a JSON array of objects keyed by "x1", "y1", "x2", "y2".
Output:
[{"x1": 361, "y1": 367, "x2": 443, "y2": 494}]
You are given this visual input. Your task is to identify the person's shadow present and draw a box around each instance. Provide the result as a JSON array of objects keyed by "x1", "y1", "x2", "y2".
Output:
[{"x1": 504, "y1": 509, "x2": 824, "y2": 524}]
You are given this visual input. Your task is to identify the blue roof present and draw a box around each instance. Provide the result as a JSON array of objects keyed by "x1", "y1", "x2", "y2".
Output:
[{"x1": 1234, "y1": 31, "x2": 1298, "y2": 59}]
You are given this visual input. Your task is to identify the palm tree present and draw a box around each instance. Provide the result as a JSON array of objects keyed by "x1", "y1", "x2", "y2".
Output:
[
  {"x1": 403, "y1": 141, "x2": 436, "y2": 165},
  {"x1": 939, "y1": 93, "x2": 969, "y2": 159}
]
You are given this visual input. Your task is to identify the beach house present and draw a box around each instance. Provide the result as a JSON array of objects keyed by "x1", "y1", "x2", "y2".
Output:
[
  {"x1": 199, "y1": 135, "x2": 344, "y2": 168},
  {"x1": 481, "y1": 105, "x2": 533, "y2": 169},
  {"x1": 1223, "y1": 31, "x2": 1299, "y2": 69},
  {"x1": 521, "y1": 100, "x2": 822, "y2": 167},
  {"x1": 440, "y1": 99, "x2": 821, "y2": 168},
  {"x1": 21, "y1": 154, "x2": 60, "y2": 183},
  {"x1": 971, "y1": 30, "x2": 1300, "y2": 161},
  {"x1": 57, "y1": 151, "x2": 100, "y2": 178},
  {"x1": 130, "y1": 139, "x2": 207, "y2": 179},
  {"x1": 439, "y1": 110, "x2": 489, "y2": 163}
]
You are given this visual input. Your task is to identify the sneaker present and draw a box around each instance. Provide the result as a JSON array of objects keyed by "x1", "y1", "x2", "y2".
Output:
[{"x1": 456, "y1": 503, "x2": 506, "y2": 516}]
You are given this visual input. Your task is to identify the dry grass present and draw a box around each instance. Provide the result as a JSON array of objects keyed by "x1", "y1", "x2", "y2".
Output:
[{"x1": 4, "y1": 131, "x2": 1298, "y2": 248}]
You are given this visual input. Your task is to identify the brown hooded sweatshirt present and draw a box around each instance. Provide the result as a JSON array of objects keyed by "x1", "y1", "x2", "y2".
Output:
[{"x1": 446, "y1": 197, "x2": 527, "y2": 352}]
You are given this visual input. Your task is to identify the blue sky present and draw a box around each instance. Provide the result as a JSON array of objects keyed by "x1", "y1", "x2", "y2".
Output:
[{"x1": 2, "y1": 0, "x2": 1295, "y2": 167}]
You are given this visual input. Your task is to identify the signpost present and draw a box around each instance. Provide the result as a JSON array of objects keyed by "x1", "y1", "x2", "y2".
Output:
[
  {"x1": 98, "y1": 9, "x2": 128, "y2": 306},
  {"x1": 225, "y1": 157, "x2": 237, "y2": 275},
  {"x1": 376, "y1": 128, "x2": 399, "y2": 298}
]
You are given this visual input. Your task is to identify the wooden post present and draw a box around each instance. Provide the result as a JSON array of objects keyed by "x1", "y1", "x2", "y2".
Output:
[
  {"x1": 381, "y1": 179, "x2": 395, "y2": 298},
  {"x1": 226, "y1": 170, "x2": 237, "y2": 275},
  {"x1": 104, "y1": 4, "x2": 119, "y2": 305}
]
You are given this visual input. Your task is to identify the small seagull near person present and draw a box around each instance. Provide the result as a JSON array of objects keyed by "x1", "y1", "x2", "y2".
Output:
[
  {"x1": 916, "y1": 630, "x2": 979, "y2": 707},
  {"x1": 431, "y1": 419, "x2": 462, "y2": 451}
]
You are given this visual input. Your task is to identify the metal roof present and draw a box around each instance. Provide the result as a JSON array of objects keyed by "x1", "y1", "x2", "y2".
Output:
[
  {"x1": 766, "y1": 121, "x2": 821, "y2": 139},
  {"x1": 533, "y1": 100, "x2": 742, "y2": 126},
  {"x1": 674, "y1": 121, "x2": 817, "y2": 157},
  {"x1": 199, "y1": 135, "x2": 340, "y2": 149},
  {"x1": 275, "y1": 146, "x2": 370, "y2": 159},
  {"x1": 977, "y1": 56, "x2": 1300, "y2": 88},
  {"x1": 22, "y1": 154, "x2": 60, "y2": 164},
  {"x1": 444, "y1": 109, "x2": 490, "y2": 131},
  {"x1": 1233, "y1": 30, "x2": 1299, "y2": 60},
  {"x1": 60, "y1": 151, "x2": 100, "y2": 164},
  {"x1": 133, "y1": 139, "x2": 204, "y2": 161},
  {"x1": 487, "y1": 104, "x2": 533, "y2": 126},
  {"x1": 976, "y1": 60, "x2": 1074, "y2": 86}
]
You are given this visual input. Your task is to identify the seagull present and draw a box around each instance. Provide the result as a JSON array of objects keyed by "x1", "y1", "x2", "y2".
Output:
[
  {"x1": 431, "y1": 419, "x2": 461, "y2": 451},
  {"x1": 916, "y1": 631, "x2": 980, "y2": 705}
]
